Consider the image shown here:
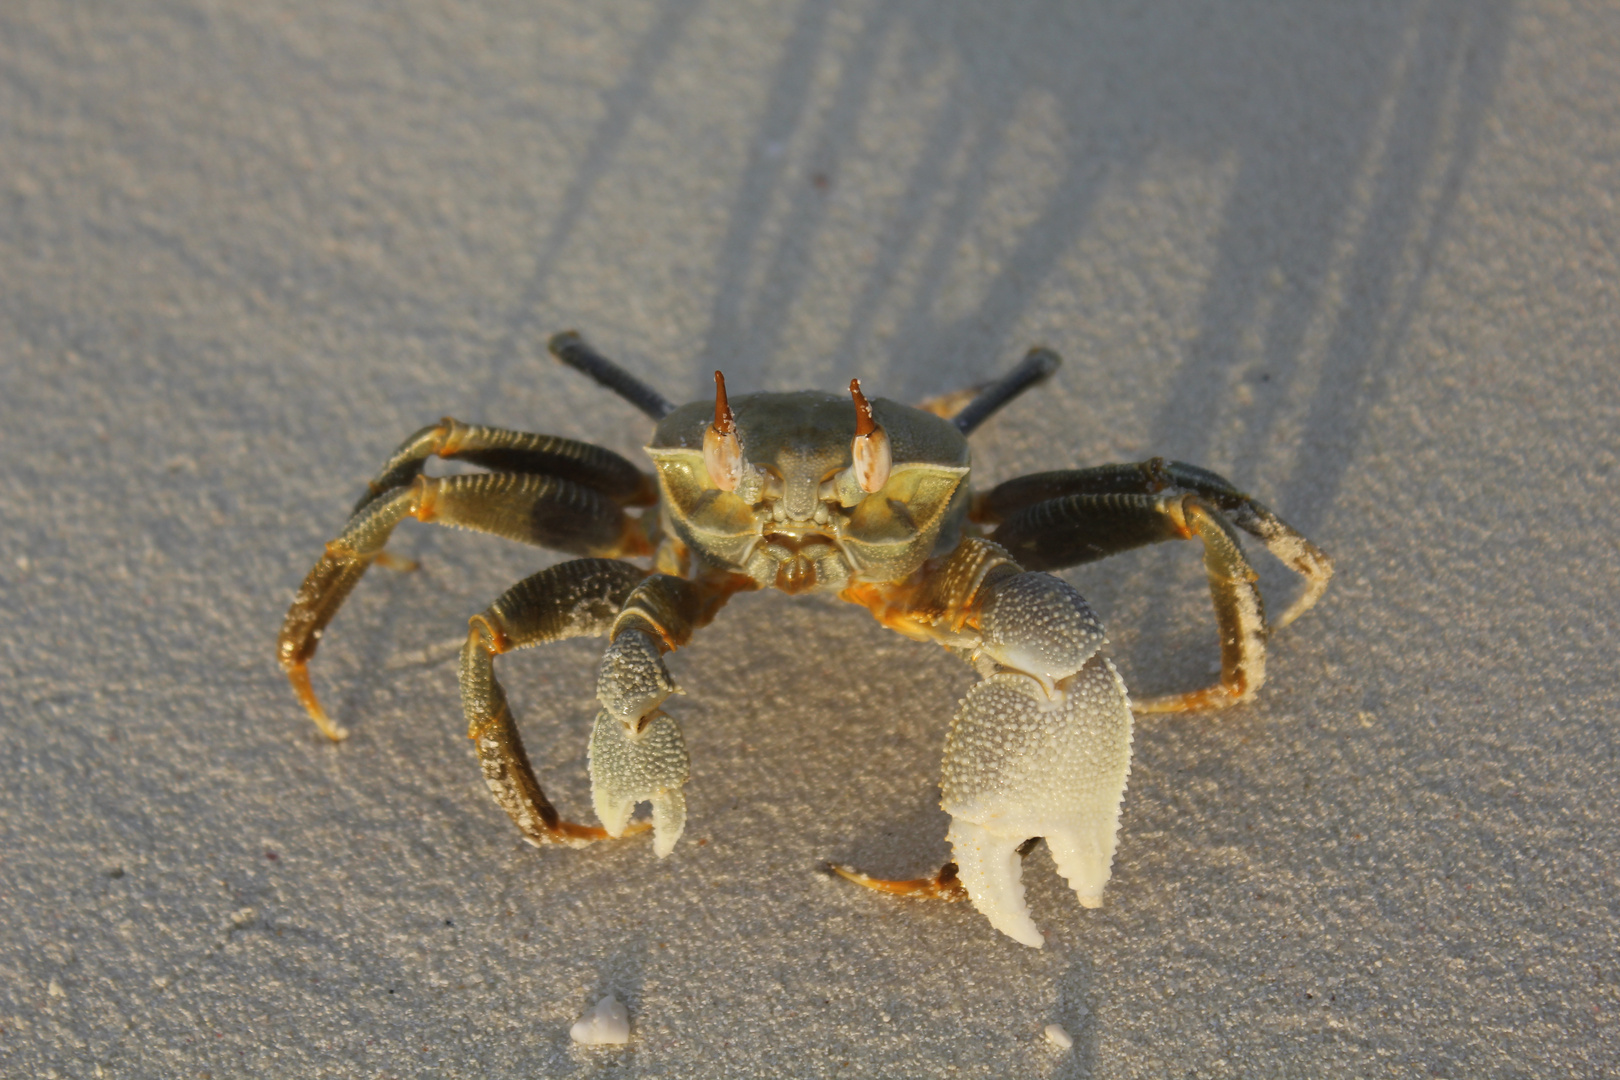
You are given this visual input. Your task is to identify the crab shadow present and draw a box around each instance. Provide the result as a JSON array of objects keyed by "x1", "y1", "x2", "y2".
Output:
[
  {"x1": 470, "y1": 0, "x2": 1510, "y2": 685},
  {"x1": 479, "y1": 0, "x2": 1505, "y2": 498}
]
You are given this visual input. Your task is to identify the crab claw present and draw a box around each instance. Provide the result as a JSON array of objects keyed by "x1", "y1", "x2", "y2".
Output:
[
  {"x1": 944, "y1": 815, "x2": 1044, "y2": 946},
  {"x1": 588, "y1": 708, "x2": 690, "y2": 857},
  {"x1": 596, "y1": 628, "x2": 680, "y2": 724},
  {"x1": 941, "y1": 573, "x2": 1134, "y2": 947}
]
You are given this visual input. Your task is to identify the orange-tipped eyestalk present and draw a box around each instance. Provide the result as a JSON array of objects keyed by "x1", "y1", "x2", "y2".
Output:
[
  {"x1": 848, "y1": 378, "x2": 892, "y2": 492},
  {"x1": 712, "y1": 371, "x2": 735, "y2": 433},
  {"x1": 850, "y1": 378, "x2": 876, "y2": 437},
  {"x1": 703, "y1": 370, "x2": 744, "y2": 491}
]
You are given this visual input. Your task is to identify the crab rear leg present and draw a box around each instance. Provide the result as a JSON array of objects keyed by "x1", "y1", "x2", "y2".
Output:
[
  {"x1": 841, "y1": 539, "x2": 1134, "y2": 947},
  {"x1": 978, "y1": 458, "x2": 1334, "y2": 712},
  {"x1": 915, "y1": 346, "x2": 1061, "y2": 433},
  {"x1": 460, "y1": 560, "x2": 650, "y2": 847}
]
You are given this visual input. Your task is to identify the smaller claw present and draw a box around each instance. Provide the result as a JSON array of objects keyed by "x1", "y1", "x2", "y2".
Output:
[
  {"x1": 588, "y1": 709, "x2": 690, "y2": 858},
  {"x1": 596, "y1": 628, "x2": 679, "y2": 725}
]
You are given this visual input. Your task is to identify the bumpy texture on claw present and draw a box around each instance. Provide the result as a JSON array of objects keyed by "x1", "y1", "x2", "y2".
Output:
[
  {"x1": 592, "y1": 621, "x2": 692, "y2": 856},
  {"x1": 942, "y1": 573, "x2": 1134, "y2": 947},
  {"x1": 975, "y1": 571, "x2": 1107, "y2": 693},
  {"x1": 588, "y1": 708, "x2": 690, "y2": 857},
  {"x1": 596, "y1": 627, "x2": 679, "y2": 725}
]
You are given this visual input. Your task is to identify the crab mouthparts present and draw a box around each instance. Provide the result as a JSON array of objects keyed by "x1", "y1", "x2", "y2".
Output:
[
  {"x1": 761, "y1": 530, "x2": 831, "y2": 550},
  {"x1": 757, "y1": 531, "x2": 843, "y2": 594}
]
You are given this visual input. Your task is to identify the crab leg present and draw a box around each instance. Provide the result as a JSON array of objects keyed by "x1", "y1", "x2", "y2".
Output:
[
  {"x1": 829, "y1": 837, "x2": 1047, "y2": 902},
  {"x1": 353, "y1": 416, "x2": 656, "y2": 515},
  {"x1": 548, "y1": 331, "x2": 677, "y2": 421},
  {"x1": 947, "y1": 347, "x2": 1063, "y2": 435},
  {"x1": 914, "y1": 347, "x2": 1062, "y2": 431},
  {"x1": 590, "y1": 572, "x2": 753, "y2": 856},
  {"x1": 460, "y1": 560, "x2": 650, "y2": 847},
  {"x1": 278, "y1": 470, "x2": 650, "y2": 739},
  {"x1": 978, "y1": 458, "x2": 1333, "y2": 709},
  {"x1": 827, "y1": 860, "x2": 969, "y2": 901}
]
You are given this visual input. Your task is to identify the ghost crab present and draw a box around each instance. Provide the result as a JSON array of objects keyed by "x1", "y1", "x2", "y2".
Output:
[{"x1": 277, "y1": 333, "x2": 1332, "y2": 947}]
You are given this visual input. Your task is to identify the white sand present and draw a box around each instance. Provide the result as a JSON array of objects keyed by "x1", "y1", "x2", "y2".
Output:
[{"x1": 1, "y1": 2, "x2": 1616, "y2": 1077}]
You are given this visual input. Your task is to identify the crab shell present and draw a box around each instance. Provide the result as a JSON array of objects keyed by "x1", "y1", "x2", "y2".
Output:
[{"x1": 647, "y1": 390, "x2": 971, "y2": 592}]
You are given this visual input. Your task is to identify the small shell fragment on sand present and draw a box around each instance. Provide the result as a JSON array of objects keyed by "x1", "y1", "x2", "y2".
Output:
[
  {"x1": 1043, "y1": 1023, "x2": 1073, "y2": 1049},
  {"x1": 570, "y1": 993, "x2": 630, "y2": 1045}
]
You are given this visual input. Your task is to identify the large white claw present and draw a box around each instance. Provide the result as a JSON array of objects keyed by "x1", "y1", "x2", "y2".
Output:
[
  {"x1": 940, "y1": 653, "x2": 1133, "y2": 947},
  {"x1": 946, "y1": 818, "x2": 1044, "y2": 947},
  {"x1": 588, "y1": 708, "x2": 690, "y2": 857}
]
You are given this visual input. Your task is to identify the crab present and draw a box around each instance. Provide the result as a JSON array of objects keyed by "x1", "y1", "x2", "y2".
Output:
[{"x1": 277, "y1": 332, "x2": 1333, "y2": 948}]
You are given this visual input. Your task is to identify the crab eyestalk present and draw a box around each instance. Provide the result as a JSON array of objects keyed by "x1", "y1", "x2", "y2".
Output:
[
  {"x1": 702, "y1": 370, "x2": 744, "y2": 492},
  {"x1": 849, "y1": 378, "x2": 891, "y2": 493}
]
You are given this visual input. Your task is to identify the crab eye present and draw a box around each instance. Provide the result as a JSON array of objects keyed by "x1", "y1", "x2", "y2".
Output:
[
  {"x1": 848, "y1": 378, "x2": 891, "y2": 493},
  {"x1": 703, "y1": 370, "x2": 744, "y2": 492}
]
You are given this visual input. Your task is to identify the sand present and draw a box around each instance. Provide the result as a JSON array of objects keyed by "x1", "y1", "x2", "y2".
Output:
[{"x1": 1, "y1": 1, "x2": 1616, "y2": 1076}]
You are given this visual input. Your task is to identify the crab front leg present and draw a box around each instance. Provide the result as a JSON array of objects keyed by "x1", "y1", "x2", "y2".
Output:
[
  {"x1": 590, "y1": 572, "x2": 751, "y2": 856},
  {"x1": 842, "y1": 539, "x2": 1134, "y2": 947},
  {"x1": 459, "y1": 559, "x2": 650, "y2": 847}
]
